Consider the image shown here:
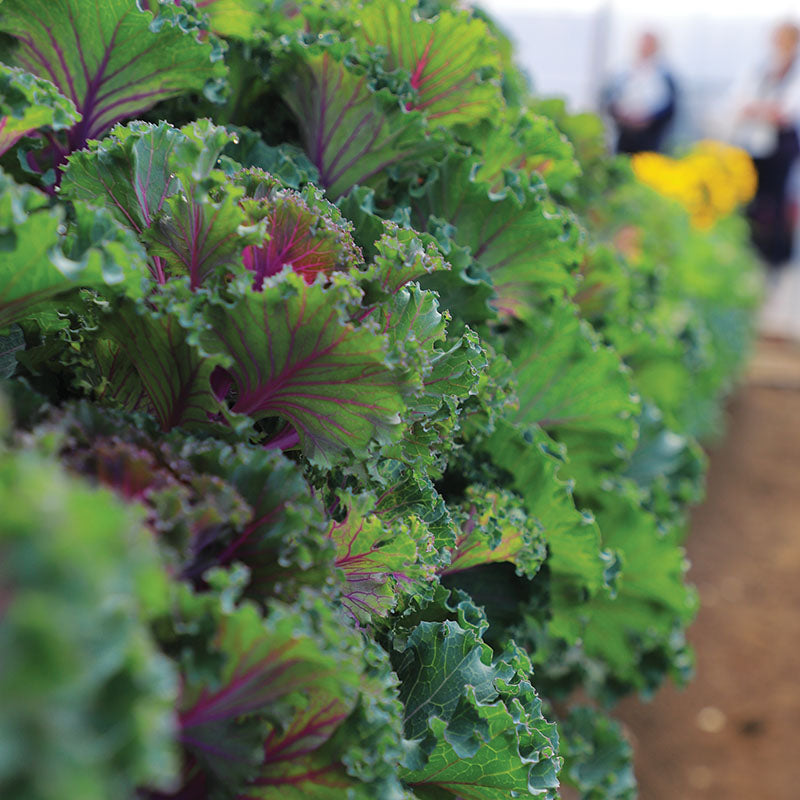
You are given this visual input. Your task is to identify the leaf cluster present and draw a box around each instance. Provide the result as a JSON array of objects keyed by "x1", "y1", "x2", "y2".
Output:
[{"x1": 0, "y1": 1, "x2": 760, "y2": 798}]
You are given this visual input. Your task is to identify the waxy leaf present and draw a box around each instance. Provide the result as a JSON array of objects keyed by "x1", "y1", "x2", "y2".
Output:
[
  {"x1": 413, "y1": 327, "x2": 486, "y2": 414},
  {"x1": 402, "y1": 694, "x2": 559, "y2": 800},
  {"x1": 281, "y1": 50, "x2": 430, "y2": 198},
  {"x1": 0, "y1": 0, "x2": 225, "y2": 160},
  {"x1": 338, "y1": 190, "x2": 486, "y2": 327},
  {"x1": 381, "y1": 325, "x2": 487, "y2": 473},
  {"x1": 357, "y1": 235, "x2": 486, "y2": 469},
  {"x1": 411, "y1": 154, "x2": 580, "y2": 317},
  {"x1": 199, "y1": 271, "x2": 405, "y2": 465},
  {"x1": 379, "y1": 315, "x2": 485, "y2": 472},
  {"x1": 374, "y1": 461, "x2": 458, "y2": 552},
  {"x1": 0, "y1": 64, "x2": 78, "y2": 156},
  {"x1": 376, "y1": 283, "x2": 447, "y2": 380},
  {"x1": 357, "y1": 0, "x2": 503, "y2": 126},
  {"x1": 394, "y1": 621, "x2": 561, "y2": 799},
  {"x1": 365, "y1": 225, "x2": 451, "y2": 295},
  {"x1": 396, "y1": 619, "x2": 498, "y2": 746}
]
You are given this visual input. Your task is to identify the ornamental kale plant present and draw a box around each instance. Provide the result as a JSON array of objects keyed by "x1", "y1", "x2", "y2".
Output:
[{"x1": 0, "y1": 1, "x2": 760, "y2": 798}]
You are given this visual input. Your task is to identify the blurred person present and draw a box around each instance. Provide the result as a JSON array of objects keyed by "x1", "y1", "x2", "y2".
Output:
[
  {"x1": 604, "y1": 31, "x2": 678, "y2": 155},
  {"x1": 726, "y1": 21, "x2": 800, "y2": 268}
]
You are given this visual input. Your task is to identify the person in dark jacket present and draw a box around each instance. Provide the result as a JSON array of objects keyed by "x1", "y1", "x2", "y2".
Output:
[
  {"x1": 605, "y1": 32, "x2": 678, "y2": 155},
  {"x1": 726, "y1": 21, "x2": 800, "y2": 267}
]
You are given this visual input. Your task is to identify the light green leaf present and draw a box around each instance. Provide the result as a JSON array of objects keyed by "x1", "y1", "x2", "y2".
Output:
[
  {"x1": 481, "y1": 420, "x2": 607, "y2": 598},
  {"x1": 365, "y1": 225, "x2": 451, "y2": 294},
  {"x1": 475, "y1": 112, "x2": 581, "y2": 194},
  {"x1": 507, "y1": 298, "x2": 640, "y2": 479},
  {"x1": 62, "y1": 122, "x2": 185, "y2": 235},
  {"x1": 0, "y1": 170, "x2": 146, "y2": 328},
  {"x1": 194, "y1": 0, "x2": 267, "y2": 39},
  {"x1": 0, "y1": 64, "x2": 78, "y2": 156},
  {"x1": 357, "y1": 0, "x2": 504, "y2": 127},
  {"x1": 0, "y1": 0, "x2": 225, "y2": 145},
  {"x1": 443, "y1": 486, "x2": 547, "y2": 578},
  {"x1": 411, "y1": 154, "x2": 581, "y2": 318},
  {"x1": 577, "y1": 481, "x2": 698, "y2": 687}
]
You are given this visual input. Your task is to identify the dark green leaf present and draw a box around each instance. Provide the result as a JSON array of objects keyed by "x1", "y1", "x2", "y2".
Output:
[{"x1": 0, "y1": 325, "x2": 24, "y2": 379}]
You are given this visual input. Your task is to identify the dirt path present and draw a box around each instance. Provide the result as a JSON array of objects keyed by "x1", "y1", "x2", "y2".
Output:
[{"x1": 615, "y1": 340, "x2": 800, "y2": 799}]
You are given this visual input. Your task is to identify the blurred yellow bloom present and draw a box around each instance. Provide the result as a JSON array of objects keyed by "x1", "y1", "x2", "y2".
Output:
[{"x1": 631, "y1": 141, "x2": 757, "y2": 229}]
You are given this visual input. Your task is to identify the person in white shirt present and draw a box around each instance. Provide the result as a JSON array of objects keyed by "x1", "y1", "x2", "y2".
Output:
[
  {"x1": 605, "y1": 32, "x2": 678, "y2": 155},
  {"x1": 726, "y1": 21, "x2": 800, "y2": 266}
]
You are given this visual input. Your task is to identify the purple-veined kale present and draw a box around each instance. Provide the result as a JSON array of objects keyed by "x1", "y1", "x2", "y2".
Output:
[{"x1": 0, "y1": 0, "x2": 225, "y2": 182}]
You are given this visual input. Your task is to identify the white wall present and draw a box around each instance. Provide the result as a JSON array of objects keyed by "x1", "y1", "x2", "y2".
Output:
[
  {"x1": 480, "y1": 2, "x2": 795, "y2": 144},
  {"x1": 484, "y1": 8, "x2": 608, "y2": 110}
]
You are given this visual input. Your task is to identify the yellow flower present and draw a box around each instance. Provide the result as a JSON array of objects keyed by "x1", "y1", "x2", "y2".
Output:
[{"x1": 631, "y1": 141, "x2": 757, "y2": 229}]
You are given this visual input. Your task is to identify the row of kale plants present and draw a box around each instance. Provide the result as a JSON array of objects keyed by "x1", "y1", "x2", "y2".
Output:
[{"x1": 0, "y1": 1, "x2": 761, "y2": 798}]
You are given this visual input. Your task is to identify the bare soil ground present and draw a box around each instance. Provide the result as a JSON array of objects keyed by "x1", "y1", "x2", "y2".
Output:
[{"x1": 615, "y1": 339, "x2": 800, "y2": 800}]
